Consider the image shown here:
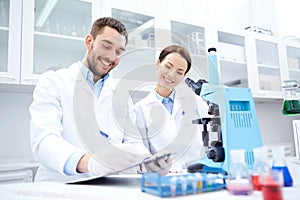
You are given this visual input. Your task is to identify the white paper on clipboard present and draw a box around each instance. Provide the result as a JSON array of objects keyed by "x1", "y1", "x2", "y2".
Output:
[
  {"x1": 293, "y1": 120, "x2": 300, "y2": 160},
  {"x1": 67, "y1": 152, "x2": 175, "y2": 184}
]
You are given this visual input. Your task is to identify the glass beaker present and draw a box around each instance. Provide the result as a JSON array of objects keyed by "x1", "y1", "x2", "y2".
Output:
[
  {"x1": 261, "y1": 170, "x2": 284, "y2": 200},
  {"x1": 251, "y1": 147, "x2": 270, "y2": 190},
  {"x1": 281, "y1": 80, "x2": 300, "y2": 116}
]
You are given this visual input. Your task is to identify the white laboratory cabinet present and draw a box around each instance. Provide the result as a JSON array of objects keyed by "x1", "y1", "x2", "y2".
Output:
[
  {"x1": 0, "y1": 0, "x2": 299, "y2": 100},
  {"x1": 0, "y1": 0, "x2": 21, "y2": 84},
  {"x1": 21, "y1": 0, "x2": 94, "y2": 85},
  {"x1": 95, "y1": 1, "x2": 300, "y2": 101}
]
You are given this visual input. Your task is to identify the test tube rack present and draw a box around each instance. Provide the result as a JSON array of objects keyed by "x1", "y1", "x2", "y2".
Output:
[{"x1": 141, "y1": 172, "x2": 226, "y2": 197}]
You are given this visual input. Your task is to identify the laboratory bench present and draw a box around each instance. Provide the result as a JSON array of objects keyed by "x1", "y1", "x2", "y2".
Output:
[{"x1": 0, "y1": 157, "x2": 299, "y2": 200}]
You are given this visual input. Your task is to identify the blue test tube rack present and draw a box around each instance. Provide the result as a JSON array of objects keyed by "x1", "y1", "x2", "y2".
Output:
[{"x1": 141, "y1": 172, "x2": 226, "y2": 197}]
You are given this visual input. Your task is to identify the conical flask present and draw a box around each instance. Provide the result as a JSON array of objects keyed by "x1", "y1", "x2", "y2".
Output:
[
  {"x1": 282, "y1": 80, "x2": 300, "y2": 116},
  {"x1": 271, "y1": 146, "x2": 293, "y2": 187},
  {"x1": 251, "y1": 147, "x2": 270, "y2": 190}
]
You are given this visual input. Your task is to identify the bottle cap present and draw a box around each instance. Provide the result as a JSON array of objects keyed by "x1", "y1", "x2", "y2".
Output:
[{"x1": 208, "y1": 47, "x2": 217, "y2": 53}]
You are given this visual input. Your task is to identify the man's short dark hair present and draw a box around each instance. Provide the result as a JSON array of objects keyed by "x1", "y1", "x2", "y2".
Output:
[{"x1": 90, "y1": 17, "x2": 128, "y2": 45}]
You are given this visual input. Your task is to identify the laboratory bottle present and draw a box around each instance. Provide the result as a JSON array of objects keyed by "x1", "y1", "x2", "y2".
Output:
[
  {"x1": 282, "y1": 80, "x2": 300, "y2": 116},
  {"x1": 271, "y1": 146, "x2": 293, "y2": 187},
  {"x1": 226, "y1": 149, "x2": 253, "y2": 195},
  {"x1": 251, "y1": 147, "x2": 270, "y2": 190},
  {"x1": 208, "y1": 47, "x2": 220, "y2": 86}
]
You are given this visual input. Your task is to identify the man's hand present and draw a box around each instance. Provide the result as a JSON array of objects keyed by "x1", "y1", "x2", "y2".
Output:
[
  {"x1": 140, "y1": 152, "x2": 173, "y2": 176},
  {"x1": 88, "y1": 156, "x2": 116, "y2": 177},
  {"x1": 86, "y1": 142, "x2": 146, "y2": 176}
]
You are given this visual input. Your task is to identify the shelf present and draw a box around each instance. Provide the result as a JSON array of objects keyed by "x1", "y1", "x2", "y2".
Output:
[
  {"x1": 220, "y1": 59, "x2": 247, "y2": 65},
  {"x1": 0, "y1": 83, "x2": 35, "y2": 94},
  {"x1": 258, "y1": 65, "x2": 280, "y2": 76},
  {"x1": 34, "y1": 33, "x2": 85, "y2": 55},
  {"x1": 34, "y1": 31, "x2": 85, "y2": 41},
  {"x1": 0, "y1": 26, "x2": 9, "y2": 31}
]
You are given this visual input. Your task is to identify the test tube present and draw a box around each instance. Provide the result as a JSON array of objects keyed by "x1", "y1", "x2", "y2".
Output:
[
  {"x1": 195, "y1": 173, "x2": 203, "y2": 192},
  {"x1": 187, "y1": 175, "x2": 198, "y2": 194},
  {"x1": 179, "y1": 176, "x2": 187, "y2": 195},
  {"x1": 206, "y1": 173, "x2": 214, "y2": 189},
  {"x1": 170, "y1": 176, "x2": 178, "y2": 197}
]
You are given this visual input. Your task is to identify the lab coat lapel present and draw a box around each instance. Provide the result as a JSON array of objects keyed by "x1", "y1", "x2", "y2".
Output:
[
  {"x1": 70, "y1": 63, "x2": 94, "y2": 98},
  {"x1": 141, "y1": 90, "x2": 179, "y2": 151},
  {"x1": 97, "y1": 77, "x2": 115, "y2": 103},
  {"x1": 172, "y1": 96, "x2": 182, "y2": 116},
  {"x1": 69, "y1": 62, "x2": 115, "y2": 103}
]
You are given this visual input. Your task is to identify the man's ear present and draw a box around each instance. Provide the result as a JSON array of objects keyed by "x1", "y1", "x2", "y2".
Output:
[{"x1": 85, "y1": 34, "x2": 93, "y2": 50}]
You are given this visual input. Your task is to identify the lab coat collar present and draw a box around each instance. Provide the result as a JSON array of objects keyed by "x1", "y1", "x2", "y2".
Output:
[
  {"x1": 69, "y1": 62, "x2": 115, "y2": 102},
  {"x1": 144, "y1": 90, "x2": 182, "y2": 117}
]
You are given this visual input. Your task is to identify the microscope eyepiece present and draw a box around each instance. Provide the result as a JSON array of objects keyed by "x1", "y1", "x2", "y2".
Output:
[{"x1": 185, "y1": 78, "x2": 208, "y2": 96}]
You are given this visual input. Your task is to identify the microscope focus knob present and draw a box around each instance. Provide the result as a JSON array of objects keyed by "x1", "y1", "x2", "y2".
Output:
[{"x1": 207, "y1": 147, "x2": 225, "y2": 162}]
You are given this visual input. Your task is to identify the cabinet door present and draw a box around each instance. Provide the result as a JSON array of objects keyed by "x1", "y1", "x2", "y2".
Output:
[
  {"x1": 256, "y1": 39, "x2": 281, "y2": 91},
  {"x1": 217, "y1": 30, "x2": 248, "y2": 88},
  {"x1": 0, "y1": 0, "x2": 21, "y2": 84},
  {"x1": 246, "y1": 33, "x2": 284, "y2": 99},
  {"x1": 285, "y1": 43, "x2": 300, "y2": 81},
  {"x1": 21, "y1": 0, "x2": 93, "y2": 85},
  {"x1": 170, "y1": 20, "x2": 207, "y2": 81},
  {"x1": 109, "y1": 7, "x2": 157, "y2": 82}
]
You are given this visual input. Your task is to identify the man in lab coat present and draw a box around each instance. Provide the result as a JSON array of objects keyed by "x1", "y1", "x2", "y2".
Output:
[{"x1": 29, "y1": 17, "x2": 171, "y2": 182}]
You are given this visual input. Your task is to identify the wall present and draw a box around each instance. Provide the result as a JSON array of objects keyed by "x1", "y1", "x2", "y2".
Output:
[
  {"x1": 0, "y1": 89, "x2": 35, "y2": 163},
  {"x1": 255, "y1": 100, "x2": 299, "y2": 155}
]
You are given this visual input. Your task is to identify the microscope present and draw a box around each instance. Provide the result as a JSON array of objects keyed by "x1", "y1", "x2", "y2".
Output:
[{"x1": 185, "y1": 49, "x2": 263, "y2": 174}]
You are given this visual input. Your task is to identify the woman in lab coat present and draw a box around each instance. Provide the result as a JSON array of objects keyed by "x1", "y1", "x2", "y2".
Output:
[{"x1": 133, "y1": 45, "x2": 207, "y2": 172}]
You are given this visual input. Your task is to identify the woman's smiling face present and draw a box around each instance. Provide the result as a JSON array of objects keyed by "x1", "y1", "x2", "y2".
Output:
[{"x1": 156, "y1": 52, "x2": 188, "y2": 90}]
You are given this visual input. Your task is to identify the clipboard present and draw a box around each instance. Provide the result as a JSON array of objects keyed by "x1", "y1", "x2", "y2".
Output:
[{"x1": 67, "y1": 152, "x2": 174, "y2": 184}]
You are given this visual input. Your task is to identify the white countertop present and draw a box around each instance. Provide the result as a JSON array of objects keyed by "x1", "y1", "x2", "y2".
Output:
[{"x1": 0, "y1": 157, "x2": 299, "y2": 200}]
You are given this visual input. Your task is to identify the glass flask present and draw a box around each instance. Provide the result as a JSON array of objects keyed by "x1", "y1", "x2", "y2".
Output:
[
  {"x1": 281, "y1": 80, "x2": 300, "y2": 116},
  {"x1": 226, "y1": 149, "x2": 253, "y2": 195},
  {"x1": 251, "y1": 147, "x2": 270, "y2": 191},
  {"x1": 261, "y1": 170, "x2": 284, "y2": 200},
  {"x1": 271, "y1": 146, "x2": 293, "y2": 187}
]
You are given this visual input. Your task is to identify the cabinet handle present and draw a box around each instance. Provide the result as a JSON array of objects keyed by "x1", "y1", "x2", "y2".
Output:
[
  {"x1": 256, "y1": 92, "x2": 266, "y2": 96},
  {"x1": 24, "y1": 77, "x2": 39, "y2": 82},
  {"x1": 0, "y1": 75, "x2": 16, "y2": 80}
]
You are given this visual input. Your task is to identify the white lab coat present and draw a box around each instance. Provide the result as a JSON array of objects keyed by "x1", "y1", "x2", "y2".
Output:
[
  {"x1": 30, "y1": 62, "x2": 148, "y2": 182},
  {"x1": 133, "y1": 83, "x2": 207, "y2": 171}
]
